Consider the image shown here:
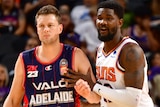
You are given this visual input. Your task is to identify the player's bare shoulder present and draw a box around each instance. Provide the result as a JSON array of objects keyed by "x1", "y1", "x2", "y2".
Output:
[
  {"x1": 74, "y1": 47, "x2": 91, "y2": 74},
  {"x1": 74, "y1": 47, "x2": 88, "y2": 61},
  {"x1": 119, "y1": 42, "x2": 145, "y2": 70}
]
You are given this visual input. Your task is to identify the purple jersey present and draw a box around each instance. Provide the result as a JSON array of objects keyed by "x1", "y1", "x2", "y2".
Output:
[{"x1": 21, "y1": 44, "x2": 80, "y2": 107}]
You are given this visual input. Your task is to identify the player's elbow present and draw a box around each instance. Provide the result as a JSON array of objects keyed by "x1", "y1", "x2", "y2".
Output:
[{"x1": 3, "y1": 96, "x2": 21, "y2": 107}]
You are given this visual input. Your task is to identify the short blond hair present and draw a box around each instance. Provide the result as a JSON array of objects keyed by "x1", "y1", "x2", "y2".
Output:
[{"x1": 35, "y1": 5, "x2": 61, "y2": 24}]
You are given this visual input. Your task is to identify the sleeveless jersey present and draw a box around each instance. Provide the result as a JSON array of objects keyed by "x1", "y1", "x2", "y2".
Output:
[
  {"x1": 22, "y1": 44, "x2": 80, "y2": 107},
  {"x1": 96, "y1": 37, "x2": 153, "y2": 107}
]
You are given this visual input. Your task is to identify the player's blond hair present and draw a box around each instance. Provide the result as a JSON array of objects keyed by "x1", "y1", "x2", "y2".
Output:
[{"x1": 35, "y1": 5, "x2": 61, "y2": 24}]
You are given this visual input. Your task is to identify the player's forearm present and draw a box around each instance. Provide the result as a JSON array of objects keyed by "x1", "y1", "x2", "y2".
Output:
[
  {"x1": 84, "y1": 91, "x2": 101, "y2": 104},
  {"x1": 93, "y1": 83, "x2": 143, "y2": 107}
]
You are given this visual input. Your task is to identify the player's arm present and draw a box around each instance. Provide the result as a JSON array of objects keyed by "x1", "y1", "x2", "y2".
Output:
[
  {"x1": 120, "y1": 43, "x2": 145, "y2": 89},
  {"x1": 3, "y1": 54, "x2": 25, "y2": 107},
  {"x1": 75, "y1": 48, "x2": 101, "y2": 104},
  {"x1": 93, "y1": 43, "x2": 148, "y2": 107},
  {"x1": 74, "y1": 48, "x2": 96, "y2": 82},
  {"x1": 63, "y1": 48, "x2": 101, "y2": 103}
]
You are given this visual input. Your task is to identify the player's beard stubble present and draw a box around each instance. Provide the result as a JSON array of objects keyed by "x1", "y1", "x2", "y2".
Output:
[{"x1": 98, "y1": 26, "x2": 117, "y2": 42}]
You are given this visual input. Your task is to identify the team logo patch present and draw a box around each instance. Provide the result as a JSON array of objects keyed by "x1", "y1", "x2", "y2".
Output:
[
  {"x1": 59, "y1": 59, "x2": 68, "y2": 75},
  {"x1": 27, "y1": 65, "x2": 38, "y2": 78}
]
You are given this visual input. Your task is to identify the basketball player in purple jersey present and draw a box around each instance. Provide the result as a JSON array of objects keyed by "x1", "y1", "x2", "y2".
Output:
[
  {"x1": 3, "y1": 5, "x2": 96, "y2": 107},
  {"x1": 64, "y1": 0, "x2": 154, "y2": 107}
]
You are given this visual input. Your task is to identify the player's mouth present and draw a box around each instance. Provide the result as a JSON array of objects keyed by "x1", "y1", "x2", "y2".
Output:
[{"x1": 99, "y1": 28, "x2": 108, "y2": 34}]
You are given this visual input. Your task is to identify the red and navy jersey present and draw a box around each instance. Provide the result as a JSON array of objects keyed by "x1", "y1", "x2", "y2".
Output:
[{"x1": 21, "y1": 44, "x2": 80, "y2": 107}]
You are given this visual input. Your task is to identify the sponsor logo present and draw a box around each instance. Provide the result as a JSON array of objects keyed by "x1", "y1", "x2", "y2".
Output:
[
  {"x1": 98, "y1": 55, "x2": 102, "y2": 58},
  {"x1": 45, "y1": 65, "x2": 52, "y2": 71},
  {"x1": 29, "y1": 80, "x2": 73, "y2": 106},
  {"x1": 111, "y1": 51, "x2": 116, "y2": 58},
  {"x1": 27, "y1": 65, "x2": 38, "y2": 78},
  {"x1": 98, "y1": 88, "x2": 101, "y2": 93},
  {"x1": 32, "y1": 80, "x2": 67, "y2": 90}
]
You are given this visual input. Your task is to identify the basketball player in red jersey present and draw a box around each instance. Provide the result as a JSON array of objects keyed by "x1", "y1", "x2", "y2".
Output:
[
  {"x1": 63, "y1": 0, "x2": 154, "y2": 107},
  {"x1": 3, "y1": 5, "x2": 97, "y2": 107}
]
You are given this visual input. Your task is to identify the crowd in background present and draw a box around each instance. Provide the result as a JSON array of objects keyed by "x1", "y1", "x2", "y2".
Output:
[{"x1": 0, "y1": 0, "x2": 160, "y2": 107}]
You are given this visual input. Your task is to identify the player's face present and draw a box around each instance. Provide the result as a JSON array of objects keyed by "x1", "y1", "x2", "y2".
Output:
[
  {"x1": 96, "y1": 8, "x2": 119, "y2": 42},
  {"x1": 0, "y1": 66, "x2": 7, "y2": 83},
  {"x1": 36, "y1": 14, "x2": 63, "y2": 44}
]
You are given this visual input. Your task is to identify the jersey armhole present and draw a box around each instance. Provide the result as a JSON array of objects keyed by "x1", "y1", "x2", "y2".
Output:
[
  {"x1": 116, "y1": 41, "x2": 138, "y2": 73},
  {"x1": 72, "y1": 47, "x2": 76, "y2": 71},
  {"x1": 19, "y1": 53, "x2": 26, "y2": 90},
  {"x1": 116, "y1": 61, "x2": 125, "y2": 71}
]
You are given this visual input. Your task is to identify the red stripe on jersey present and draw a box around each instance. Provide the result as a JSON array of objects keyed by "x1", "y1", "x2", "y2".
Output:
[{"x1": 23, "y1": 94, "x2": 29, "y2": 107}]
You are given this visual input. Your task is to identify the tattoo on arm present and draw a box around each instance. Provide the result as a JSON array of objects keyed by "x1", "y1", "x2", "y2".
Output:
[
  {"x1": 126, "y1": 48, "x2": 140, "y2": 63},
  {"x1": 123, "y1": 45, "x2": 144, "y2": 89}
]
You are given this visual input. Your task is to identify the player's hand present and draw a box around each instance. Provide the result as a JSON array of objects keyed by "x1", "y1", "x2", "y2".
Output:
[
  {"x1": 63, "y1": 68, "x2": 95, "y2": 89},
  {"x1": 74, "y1": 79, "x2": 91, "y2": 99}
]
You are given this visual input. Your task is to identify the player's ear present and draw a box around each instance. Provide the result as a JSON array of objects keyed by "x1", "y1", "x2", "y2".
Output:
[
  {"x1": 58, "y1": 24, "x2": 63, "y2": 34},
  {"x1": 119, "y1": 18, "x2": 123, "y2": 28}
]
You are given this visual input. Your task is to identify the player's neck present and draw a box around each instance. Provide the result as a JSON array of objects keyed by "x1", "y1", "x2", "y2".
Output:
[
  {"x1": 37, "y1": 43, "x2": 62, "y2": 63},
  {"x1": 103, "y1": 35, "x2": 123, "y2": 53}
]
